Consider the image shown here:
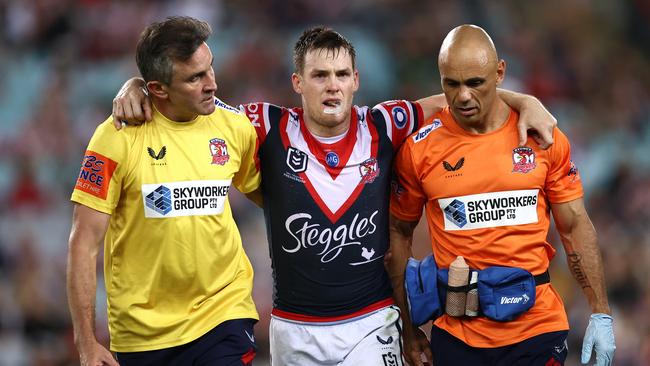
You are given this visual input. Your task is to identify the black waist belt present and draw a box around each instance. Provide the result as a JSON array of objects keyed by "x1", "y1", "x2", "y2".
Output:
[{"x1": 446, "y1": 270, "x2": 550, "y2": 293}]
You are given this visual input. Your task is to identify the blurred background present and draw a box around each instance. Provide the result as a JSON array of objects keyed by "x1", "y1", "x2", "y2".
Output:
[{"x1": 0, "y1": 0, "x2": 648, "y2": 364}]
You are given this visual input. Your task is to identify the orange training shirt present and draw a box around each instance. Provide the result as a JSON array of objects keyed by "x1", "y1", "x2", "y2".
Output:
[{"x1": 391, "y1": 107, "x2": 583, "y2": 347}]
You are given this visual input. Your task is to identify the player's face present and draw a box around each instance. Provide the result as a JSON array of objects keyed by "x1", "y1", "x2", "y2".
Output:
[
  {"x1": 439, "y1": 52, "x2": 504, "y2": 127},
  {"x1": 292, "y1": 48, "x2": 359, "y2": 136},
  {"x1": 165, "y1": 42, "x2": 217, "y2": 121}
]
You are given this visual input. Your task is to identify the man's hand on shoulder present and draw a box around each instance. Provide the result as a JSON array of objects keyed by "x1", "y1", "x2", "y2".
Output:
[{"x1": 112, "y1": 77, "x2": 151, "y2": 130}]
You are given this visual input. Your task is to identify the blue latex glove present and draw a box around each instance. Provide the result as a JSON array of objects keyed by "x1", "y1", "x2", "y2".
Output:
[{"x1": 581, "y1": 313, "x2": 616, "y2": 365}]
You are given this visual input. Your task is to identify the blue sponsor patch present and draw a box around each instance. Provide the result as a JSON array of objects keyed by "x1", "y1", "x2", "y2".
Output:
[
  {"x1": 392, "y1": 106, "x2": 407, "y2": 129},
  {"x1": 326, "y1": 152, "x2": 339, "y2": 167},
  {"x1": 145, "y1": 185, "x2": 172, "y2": 215},
  {"x1": 444, "y1": 199, "x2": 467, "y2": 228}
]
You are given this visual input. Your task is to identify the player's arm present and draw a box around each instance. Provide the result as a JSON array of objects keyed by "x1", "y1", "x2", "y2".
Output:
[
  {"x1": 498, "y1": 88, "x2": 557, "y2": 149},
  {"x1": 67, "y1": 204, "x2": 119, "y2": 366},
  {"x1": 245, "y1": 187, "x2": 263, "y2": 208},
  {"x1": 551, "y1": 198, "x2": 616, "y2": 365},
  {"x1": 416, "y1": 94, "x2": 448, "y2": 121},
  {"x1": 386, "y1": 215, "x2": 433, "y2": 366},
  {"x1": 112, "y1": 77, "x2": 151, "y2": 129}
]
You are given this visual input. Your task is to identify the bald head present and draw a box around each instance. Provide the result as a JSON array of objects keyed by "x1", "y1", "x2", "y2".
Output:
[
  {"x1": 438, "y1": 25, "x2": 498, "y2": 70},
  {"x1": 437, "y1": 24, "x2": 508, "y2": 132}
]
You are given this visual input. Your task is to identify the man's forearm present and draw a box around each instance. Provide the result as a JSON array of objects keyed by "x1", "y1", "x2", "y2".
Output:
[
  {"x1": 497, "y1": 88, "x2": 538, "y2": 110},
  {"x1": 386, "y1": 217, "x2": 419, "y2": 328},
  {"x1": 553, "y1": 201, "x2": 611, "y2": 315},
  {"x1": 67, "y1": 232, "x2": 100, "y2": 346},
  {"x1": 562, "y1": 220, "x2": 611, "y2": 314}
]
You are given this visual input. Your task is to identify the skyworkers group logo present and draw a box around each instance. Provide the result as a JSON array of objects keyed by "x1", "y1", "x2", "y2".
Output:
[
  {"x1": 145, "y1": 186, "x2": 172, "y2": 215},
  {"x1": 439, "y1": 190, "x2": 540, "y2": 230},
  {"x1": 141, "y1": 180, "x2": 231, "y2": 218}
]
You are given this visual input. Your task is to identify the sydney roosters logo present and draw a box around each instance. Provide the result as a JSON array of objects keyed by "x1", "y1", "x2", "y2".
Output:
[
  {"x1": 359, "y1": 158, "x2": 379, "y2": 183},
  {"x1": 512, "y1": 147, "x2": 536, "y2": 173},
  {"x1": 209, "y1": 138, "x2": 230, "y2": 165}
]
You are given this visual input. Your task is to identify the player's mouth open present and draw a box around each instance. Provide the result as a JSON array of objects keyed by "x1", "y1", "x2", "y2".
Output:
[{"x1": 323, "y1": 99, "x2": 343, "y2": 114}]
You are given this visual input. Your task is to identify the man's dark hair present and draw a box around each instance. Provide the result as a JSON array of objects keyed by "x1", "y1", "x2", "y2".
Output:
[
  {"x1": 136, "y1": 16, "x2": 212, "y2": 84},
  {"x1": 293, "y1": 26, "x2": 356, "y2": 74}
]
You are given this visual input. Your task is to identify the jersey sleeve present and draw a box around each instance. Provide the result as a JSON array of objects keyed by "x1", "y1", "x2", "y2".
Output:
[
  {"x1": 70, "y1": 117, "x2": 128, "y2": 214},
  {"x1": 545, "y1": 127, "x2": 584, "y2": 203},
  {"x1": 239, "y1": 102, "x2": 284, "y2": 146},
  {"x1": 232, "y1": 114, "x2": 261, "y2": 194},
  {"x1": 370, "y1": 100, "x2": 424, "y2": 150},
  {"x1": 390, "y1": 141, "x2": 427, "y2": 222}
]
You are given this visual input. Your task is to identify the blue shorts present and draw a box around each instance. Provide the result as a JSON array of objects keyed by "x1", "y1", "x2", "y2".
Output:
[
  {"x1": 429, "y1": 326, "x2": 568, "y2": 366},
  {"x1": 116, "y1": 318, "x2": 258, "y2": 366}
]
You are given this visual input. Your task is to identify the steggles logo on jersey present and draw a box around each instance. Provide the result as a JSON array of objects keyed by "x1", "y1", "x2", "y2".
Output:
[
  {"x1": 286, "y1": 147, "x2": 308, "y2": 173},
  {"x1": 443, "y1": 157, "x2": 465, "y2": 171},
  {"x1": 141, "y1": 180, "x2": 231, "y2": 218},
  {"x1": 283, "y1": 211, "x2": 380, "y2": 265},
  {"x1": 209, "y1": 138, "x2": 230, "y2": 165},
  {"x1": 438, "y1": 190, "x2": 540, "y2": 230},
  {"x1": 147, "y1": 146, "x2": 167, "y2": 160},
  {"x1": 512, "y1": 147, "x2": 536, "y2": 173},
  {"x1": 359, "y1": 158, "x2": 379, "y2": 184}
]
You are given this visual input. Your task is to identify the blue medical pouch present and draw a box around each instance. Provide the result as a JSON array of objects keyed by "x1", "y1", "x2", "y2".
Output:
[
  {"x1": 404, "y1": 254, "x2": 442, "y2": 326},
  {"x1": 437, "y1": 266, "x2": 549, "y2": 322},
  {"x1": 477, "y1": 266, "x2": 537, "y2": 322}
]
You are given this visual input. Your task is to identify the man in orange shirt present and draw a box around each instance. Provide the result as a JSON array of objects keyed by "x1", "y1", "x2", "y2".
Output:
[{"x1": 387, "y1": 25, "x2": 615, "y2": 366}]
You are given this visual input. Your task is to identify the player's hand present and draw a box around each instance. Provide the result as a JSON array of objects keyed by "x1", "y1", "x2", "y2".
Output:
[
  {"x1": 581, "y1": 313, "x2": 616, "y2": 366},
  {"x1": 78, "y1": 339, "x2": 120, "y2": 366},
  {"x1": 402, "y1": 326, "x2": 432, "y2": 366},
  {"x1": 516, "y1": 97, "x2": 556, "y2": 149},
  {"x1": 112, "y1": 77, "x2": 151, "y2": 130}
]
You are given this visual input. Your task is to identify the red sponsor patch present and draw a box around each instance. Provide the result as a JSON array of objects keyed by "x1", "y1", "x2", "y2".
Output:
[
  {"x1": 241, "y1": 347, "x2": 256, "y2": 365},
  {"x1": 74, "y1": 150, "x2": 118, "y2": 200}
]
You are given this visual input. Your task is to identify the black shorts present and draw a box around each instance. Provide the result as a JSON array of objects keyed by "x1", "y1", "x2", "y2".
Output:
[
  {"x1": 429, "y1": 325, "x2": 568, "y2": 366},
  {"x1": 116, "y1": 318, "x2": 258, "y2": 366}
]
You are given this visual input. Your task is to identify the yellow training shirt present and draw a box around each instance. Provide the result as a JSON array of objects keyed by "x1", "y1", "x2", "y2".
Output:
[{"x1": 71, "y1": 99, "x2": 260, "y2": 352}]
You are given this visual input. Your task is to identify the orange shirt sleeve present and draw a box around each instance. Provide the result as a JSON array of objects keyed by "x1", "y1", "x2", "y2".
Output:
[
  {"x1": 390, "y1": 140, "x2": 427, "y2": 222},
  {"x1": 545, "y1": 127, "x2": 584, "y2": 203}
]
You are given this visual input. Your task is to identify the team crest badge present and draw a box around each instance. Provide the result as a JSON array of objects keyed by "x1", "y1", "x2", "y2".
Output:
[
  {"x1": 209, "y1": 138, "x2": 230, "y2": 165},
  {"x1": 512, "y1": 147, "x2": 536, "y2": 173},
  {"x1": 359, "y1": 158, "x2": 379, "y2": 184}
]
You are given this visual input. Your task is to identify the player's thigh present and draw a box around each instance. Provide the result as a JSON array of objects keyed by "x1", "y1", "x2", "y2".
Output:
[
  {"x1": 117, "y1": 319, "x2": 257, "y2": 366},
  {"x1": 340, "y1": 306, "x2": 404, "y2": 366}
]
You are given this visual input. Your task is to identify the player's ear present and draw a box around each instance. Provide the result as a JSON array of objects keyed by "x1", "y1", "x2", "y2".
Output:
[
  {"x1": 291, "y1": 72, "x2": 302, "y2": 94},
  {"x1": 353, "y1": 69, "x2": 359, "y2": 92},
  {"x1": 496, "y1": 59, "x2": 506, "y2": 86},
  {"x1": 147, "y1": 81, "x2": 168, "y2": 99}
]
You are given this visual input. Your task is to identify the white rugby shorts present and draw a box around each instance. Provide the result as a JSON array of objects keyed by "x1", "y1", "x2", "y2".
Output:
[{"x1": 270, "y1": 305, "x2": 404, "y2": 366}]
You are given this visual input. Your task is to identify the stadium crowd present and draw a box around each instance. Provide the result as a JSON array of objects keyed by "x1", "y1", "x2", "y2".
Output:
[{"x1": 0, "y1": 0, "x2": 648, "y2": 364}]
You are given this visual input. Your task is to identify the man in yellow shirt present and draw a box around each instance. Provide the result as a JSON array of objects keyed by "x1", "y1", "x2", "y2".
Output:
[{"x1": 67, "y1": 17, "x2": 260, "y2": 365}]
